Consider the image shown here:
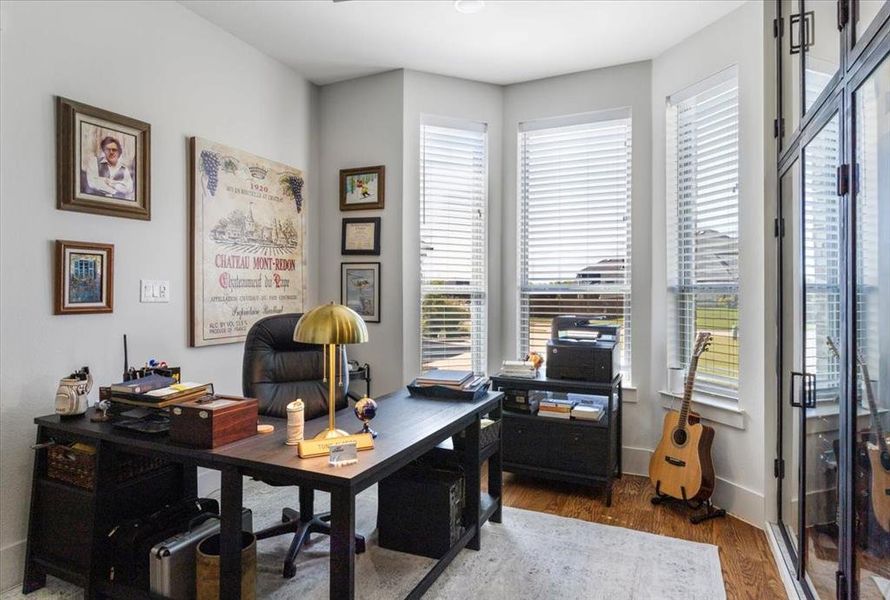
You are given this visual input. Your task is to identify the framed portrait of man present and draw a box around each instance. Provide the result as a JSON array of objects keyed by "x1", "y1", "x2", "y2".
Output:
[{"x1": 56, "y1": 97, "x2": 151, "y2": 220}]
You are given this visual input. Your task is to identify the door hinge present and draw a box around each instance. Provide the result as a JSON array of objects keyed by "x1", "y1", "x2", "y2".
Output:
[
  {"x1": 773, "y1": 118, "x2": 784, "y2": 139},
  {"x1": 837, "y1": 164, "x2": 849, "y2": 196},
  {"x1": 773, "y1": 17, "x2": 781, "y2": 38},
  {"x1": 837, "y1": 0, "x2": 849, "y2": 30},
  {"x1": 836, "y1": 571, "x2": 848, "y2": 599},
  {"x1": 774, "y1": 458, "x2": 785, "y2": 478},
  {"x1": 774, "y1": 217, "x2": 785, "y2": 238}
]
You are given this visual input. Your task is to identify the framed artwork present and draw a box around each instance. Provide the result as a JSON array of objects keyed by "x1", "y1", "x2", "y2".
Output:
[
  {"x1": 56, "y1": 97, "x2": 151, "y2": 220},
  {"x1": 54, "y1": 240, "x2": 114, "y2": 315},
  {"x1": 189, "y1": 137, "x2": 307, "y2": 347},
  {"x1": 342, "y1": 217, "x2": 381, "y2": 255},
  {"x1": 339, "y1": 165, "x2": 385, "y2": 211},
  {"x1": 341, "y1": 262, "x2": 381, "y2": 323}
]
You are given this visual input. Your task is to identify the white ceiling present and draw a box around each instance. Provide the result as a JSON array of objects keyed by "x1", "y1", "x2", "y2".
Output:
[{"x1": 181, "y1": 0, "x2": 747, "y2": 86}]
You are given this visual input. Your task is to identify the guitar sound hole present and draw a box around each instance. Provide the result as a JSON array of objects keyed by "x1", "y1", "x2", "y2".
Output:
[{"x1": 671, "y1": 428, "x2": 688, "y2": 447}]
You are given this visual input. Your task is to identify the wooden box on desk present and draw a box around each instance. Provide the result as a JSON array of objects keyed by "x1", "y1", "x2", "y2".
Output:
[{"x1": 169, "y1": 396, "x2": 258, "y2": 448}]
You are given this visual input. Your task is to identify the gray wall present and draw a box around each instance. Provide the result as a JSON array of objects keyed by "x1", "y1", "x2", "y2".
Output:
[
  {"x1": 401, "y1": 70, "x2": 505, "y2": 381},
  {"x1": 318, "y1": 71, "x2": 405, "y2": 396},
  {"x1": 0, "y1": 1, "x2": 318, "y2": 588},
  {"x1": 650, "y1": 0, "x2": 769, "y2": 523}
]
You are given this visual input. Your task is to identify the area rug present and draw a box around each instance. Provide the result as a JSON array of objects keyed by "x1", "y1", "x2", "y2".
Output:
[{"x1": 3, "y1": 478, "x2": 726, "y2": 600}]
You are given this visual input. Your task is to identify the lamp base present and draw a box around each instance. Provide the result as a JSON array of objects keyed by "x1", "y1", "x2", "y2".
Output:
[{"x1": 314, "y1": 428, "x2": 351, "y2": 440}]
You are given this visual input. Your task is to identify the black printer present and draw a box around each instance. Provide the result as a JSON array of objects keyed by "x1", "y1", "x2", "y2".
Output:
[{"x1": 545, "y1": 316, "x2": 620, "y2": 383}]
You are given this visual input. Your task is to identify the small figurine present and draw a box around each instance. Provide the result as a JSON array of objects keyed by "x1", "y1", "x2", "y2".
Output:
[
  {"x1": 353, "y1": 395, "x2": 378, "y2": 438},
  {"x1": 90, "y1": 399, "x2": 111, "y2": 422}
]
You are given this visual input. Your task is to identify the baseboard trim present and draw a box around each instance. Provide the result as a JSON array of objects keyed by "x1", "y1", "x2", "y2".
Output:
[
  {"x1": 1, "y1": 539, "x2": 26, "y2": 593},
  {"x1": 765, "y1": 522, "x2": 804, "y2": 600},
  {"x1": 622, "y1": 445, "x2": 765, "y2": 526}
]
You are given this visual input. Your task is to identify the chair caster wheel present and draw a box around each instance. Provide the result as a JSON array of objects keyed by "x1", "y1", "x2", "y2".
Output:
[{"x1": 283, "y1": 563, "x2": 297, "y2": 579}]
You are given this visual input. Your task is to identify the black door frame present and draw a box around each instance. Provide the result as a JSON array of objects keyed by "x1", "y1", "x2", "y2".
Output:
[{"x1": 774, "y1": 2, "x2": 890, "y2": 599}]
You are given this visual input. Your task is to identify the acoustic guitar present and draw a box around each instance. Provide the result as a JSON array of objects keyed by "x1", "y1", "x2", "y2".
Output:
[
  {"x1": 826, "y1": 337, "x2": 890, "y2": 533},
  {"x1": 649, "y1": 332, "x2": 716, "y2": 502}
]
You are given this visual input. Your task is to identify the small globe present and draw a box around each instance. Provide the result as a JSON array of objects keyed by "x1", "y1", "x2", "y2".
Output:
[{"x1": 354, "y1": 396, "x2": 378, "y2": 422}]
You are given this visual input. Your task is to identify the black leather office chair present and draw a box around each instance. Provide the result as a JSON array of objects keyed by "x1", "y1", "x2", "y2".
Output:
[{"x1": 242, "y1": 313, "x2": 365, "y2": 579}]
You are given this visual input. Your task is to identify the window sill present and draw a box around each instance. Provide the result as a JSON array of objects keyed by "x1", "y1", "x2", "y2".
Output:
[
  {"x1": 622, "y1": 385, "x2": 638, "y2": 403},
  {"x1": 659, "y1": 390, "x2": 746, "y2": 430},
  {"x1": 805, "y1": 402, "x2": 886, "y2": 434}
]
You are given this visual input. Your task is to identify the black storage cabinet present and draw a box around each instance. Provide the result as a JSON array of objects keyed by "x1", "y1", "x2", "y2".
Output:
[
  {"x1": 491, "y1": 371, "x2": 623, "y2": 506},
  {"x1": 377, "y1": 464, "x2": 464, "y2": 559}
]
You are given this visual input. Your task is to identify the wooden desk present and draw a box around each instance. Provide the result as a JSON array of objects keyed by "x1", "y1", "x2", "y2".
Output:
[{"x1": 25, "y1": 389, "x2": 503, "y2": 600}]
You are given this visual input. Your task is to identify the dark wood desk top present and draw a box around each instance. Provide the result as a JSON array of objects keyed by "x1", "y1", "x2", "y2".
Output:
[{"x1": 35, "y1": 389, "x2": 502, "y2": 492}]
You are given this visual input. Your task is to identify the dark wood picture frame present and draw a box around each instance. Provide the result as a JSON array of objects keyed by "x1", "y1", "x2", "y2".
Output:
[
  {"x1": 339, "y1": 165, "x2": 385, "y2": 211},
  {"x1": 341, "y1": 262, "x2": 381, "y2": 323},
  {"x1": 341, "y1": 217, "x2": 381, "y2": 255},
  {"x1": 56, "y1": 96, "x2": 151, "y2": 220},
  {"x1": 54, "y1": 240, "x2": 114, "y2": 315}
]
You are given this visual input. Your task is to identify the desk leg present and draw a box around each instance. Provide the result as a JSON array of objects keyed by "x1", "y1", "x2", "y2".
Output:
[
  {"x1": 330, "y1": 487, "x2": 356, "y2": 600},
  {"x1": 462, "y1": 417, "x2": 482, "y2": 550},
  {"x1": 220, "y1": 468, "x2": 243, "y2": 600},
  {"x1": 490, "y1": 403, "x2": 503, "y2": 524}
]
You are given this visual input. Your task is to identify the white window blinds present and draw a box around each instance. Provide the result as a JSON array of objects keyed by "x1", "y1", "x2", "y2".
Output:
[
  {"x1": 420, "y1": 120, "x2": 488, "y2": 374},
  {"x1": 666, "y1": 67, "x2": 740, "y2": 397},
  {"x1": 518, "y1": 111, "x2": 633, "y2": 378}
]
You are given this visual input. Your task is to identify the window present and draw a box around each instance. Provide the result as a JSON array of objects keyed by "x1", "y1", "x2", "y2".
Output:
[
  {"x1": 419, "y1": 119, "x2": 488, "y2": 374},
  {"x1": 666, "y1": 67, "x2": 740, "y2": 397},
  {"x1": 518, "y1": 110, "x2": 633, "y2": 378}
]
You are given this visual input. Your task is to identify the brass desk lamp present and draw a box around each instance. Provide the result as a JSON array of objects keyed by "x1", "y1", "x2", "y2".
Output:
[{"x1": 293, "y1": 302, "x2": 368, "y2": 440}]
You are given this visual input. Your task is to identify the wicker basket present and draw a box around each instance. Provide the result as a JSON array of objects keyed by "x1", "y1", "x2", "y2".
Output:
[
  {"x1": 47, "y1": 443, "x2": 96, "y2": 490},
  {"x1": 452, "y1": 418, "x2": 500, "y2": 452},
  {"x1": 46, "y1": 444, "x2": 169, "y2": 490}
]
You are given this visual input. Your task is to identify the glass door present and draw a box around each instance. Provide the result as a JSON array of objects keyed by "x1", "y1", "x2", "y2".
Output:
[
  {"x1": 851, "y1": 48, "x2": 890, "y2": 600},
  {"x1": 780, "y1": 108, "x2": 843, "y2": 599}
]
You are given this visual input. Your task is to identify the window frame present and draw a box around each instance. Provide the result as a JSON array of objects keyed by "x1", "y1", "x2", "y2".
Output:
[
  {"x1": 516, "y1": 108, "x2": 634, "y2": 381},
  {"x1": 419, "y1": 116, "x2": 489, "y2": 375},
  {"x1": 666, "y1": 66, "x2": 742, "y2": 400}
]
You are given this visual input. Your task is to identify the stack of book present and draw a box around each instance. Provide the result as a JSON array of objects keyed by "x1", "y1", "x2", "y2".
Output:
[
  {"x1": 499, "y1": 360, "x2": 537, "y2": 379},
  {"x1": 107, "y1": 374, "x2": 212, "y2": 409},
  {"x1": 570, "y1": 394, "x2": 608, "y2": 422},
  {"x1": 537, "y1": 396, "x2": 575, "y2": 419},
  {"x1": 413, "y1": 370, "x2": 485, "y2": 391}
]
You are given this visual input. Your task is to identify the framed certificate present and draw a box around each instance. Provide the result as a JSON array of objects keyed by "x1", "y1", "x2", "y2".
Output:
[{"x1": 341, "y1": 217, "x2": 381, "y2": 255}]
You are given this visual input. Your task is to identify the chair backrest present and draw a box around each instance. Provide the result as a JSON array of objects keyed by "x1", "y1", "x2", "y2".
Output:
[{"x1": 242, "y1": 313, "x2": 349, "y2": 419}]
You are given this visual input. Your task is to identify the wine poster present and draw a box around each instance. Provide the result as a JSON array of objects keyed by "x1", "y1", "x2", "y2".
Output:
[{"x1": 189, "y1": 137, "x2": 306, "y2": 347}]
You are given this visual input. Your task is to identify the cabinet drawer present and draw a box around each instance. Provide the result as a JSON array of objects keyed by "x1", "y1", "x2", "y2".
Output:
[
  {"x1": 502, "y1": 416, "x2": 550, "y2": 467},
  {"x1": 553, "y1": 425, "x2": 608, "y2": 475}
]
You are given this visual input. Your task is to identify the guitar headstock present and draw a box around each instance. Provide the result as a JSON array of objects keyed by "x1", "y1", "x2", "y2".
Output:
[{"x1": 692, "y1": 331, "x2": 713, "y2": 359}]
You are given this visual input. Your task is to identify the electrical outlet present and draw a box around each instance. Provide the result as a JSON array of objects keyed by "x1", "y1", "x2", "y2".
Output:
[{"x1": 140, "y1": 280, "x2": 170, "y2": 303}]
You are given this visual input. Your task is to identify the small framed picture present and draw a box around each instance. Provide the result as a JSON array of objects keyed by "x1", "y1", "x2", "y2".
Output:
[
  {"x1": 341, "y1": 262, "x2": 381, "y2": 323},
  {"x1": 55, "y1": 240, "x2": 114, "y2": 315},
  {"x1": 340, "y1": 165, "x2": 385, "y2": 211},
  {"x1": 56, "y1": 97, "x2": 151, "y2": 220},
  {"x1": 342, "y1": 217, "x2": 381, "y2": 255}
]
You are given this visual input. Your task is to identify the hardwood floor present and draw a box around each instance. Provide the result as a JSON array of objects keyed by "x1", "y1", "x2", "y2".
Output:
[{"x1": 497, "y1": 473, "x2": 787, "y2": 600}]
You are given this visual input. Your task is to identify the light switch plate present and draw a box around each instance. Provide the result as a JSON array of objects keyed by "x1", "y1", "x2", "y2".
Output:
[{"x1": 140, "y1": 280, "x2": 170, "y2": 303}]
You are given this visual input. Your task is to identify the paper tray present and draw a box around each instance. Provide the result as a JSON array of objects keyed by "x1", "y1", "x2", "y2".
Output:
[{"x1": 407, "y1": 380, "x2": 490, "y2": 402}]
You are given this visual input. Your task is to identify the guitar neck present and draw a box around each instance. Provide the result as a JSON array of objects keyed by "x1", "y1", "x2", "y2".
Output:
[
  {"x1": 860, "y1": 361, "x2": 888, "y2": 452},
  {"x1": 679, "y1": 356, "x2": 701, "y2": 428}
]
